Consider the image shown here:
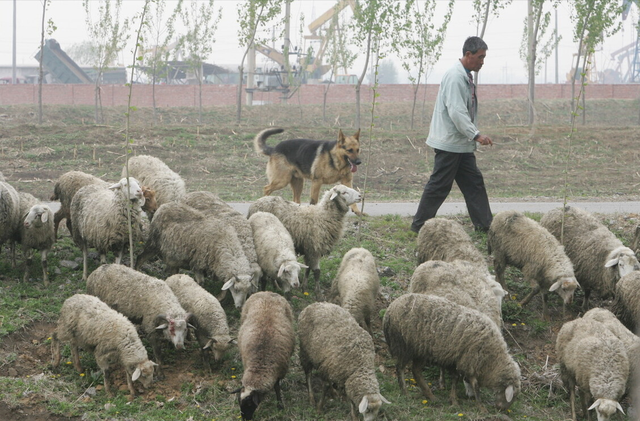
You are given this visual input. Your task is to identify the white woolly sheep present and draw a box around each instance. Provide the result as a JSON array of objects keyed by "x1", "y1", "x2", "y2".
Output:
[
  {"x1": 136, "y1": 201, "x2": 255, "y2": 308},
  {"x1": 298, "y1": 302, "x2": 390, "y2": 421},
  {"x1": 416, "y1": 218, "x2": 486, "y2": 267},
  {"x1": 409, "y1": 259, "x2": 503, "y2": 327},
  {"x1": 556, "y1": 316, "x2": 628, "y2": 421},
  {"x1": 86, "y1": 264, "x2": 192, "y2": 377},
  {"x1": 611, "y1": 270, "x2": 640, "y2": 333},
  {"x1": 329, "y1": 247, "x2": 380, "y2": 334},
  {"x1": 540, "y1": 206, "x2": 640, "y2": 310},
  {"x1": 183, "y1": 191, "x2": 262, "y2": 286},
  {"x1": 488, "y1": 210, "x2": 579, "y2": 318},
  {"x1": 52, "y1": 294, "x2": 157, "y2": 396},
  {"x1": 234, "y1": 291, "x2": 295, "y2": 420},
  {"x1": 383, "y1": 293, "x2": 521, "y2": 410},
  {"x1": 247, "y1": 184, "x2": 361, "y2": 295},
  {"x1": 165, "y1": 274, "x2": 234, "y2": 371},
  {"x1": 122, "y1": 155, "x2": 186, "y2": 206},
  {"x1": 0, "y1": 180, "x2": 21, "y2": 266},
  {"x1": 248, "y1": 211, "x2": 306, "y2": 293},
  {"x1": 14, "y1": 192, "x2": 55, "y2": 284}
]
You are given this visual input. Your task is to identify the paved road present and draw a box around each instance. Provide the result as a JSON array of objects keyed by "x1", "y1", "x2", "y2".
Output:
[{"x1": 46, "y1": 201, "x2": 640, "y2": 217}]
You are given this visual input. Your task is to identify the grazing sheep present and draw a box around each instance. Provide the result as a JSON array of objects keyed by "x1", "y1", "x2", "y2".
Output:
[
  {"x1": 70, "y1": 177, "x2": 146, "y2": 281},
  {"x1": 86, "y1": 264, "x2": 192, "y2": 377},
  {"x1": 488, "y1": 210, "x2": 579, "y2": 318},
  {"x1": 416, "y1": 218, "x2": 486, "y2": 267},
  {"x1": 235, "y1": 292, "x2": 295, "y2": 420},
  {"x1": 136, "y1": 201, "x2": 254, "y2": 308},
  {"x1": 247, "y1": 184, "x2": 362, "y2": 295},
  {"x1": 612, "y1": 271, "x2": 640, "y2": 333},
  {"x1": 409, "y1": 259, "x2": 503, "y2": 327},
  {"x1": 0, "y1": 180, "x2": 20, "y2": 265},
  {"x1": 14, "y1": 192, "x2": 55, "y2": 284},
  {"x1": 122, "y1": 155, "x2": 186, "y2": 206},
  {"x1": 556, "y1": 316, "x2": 628, "y2": 421},
  {"x1": 165, "y1": 274, "x2": 234, "y2": 370},
  {"x1": 540, "y1": 206, "x2": 640, "y2": 310},
  {"x1": 329, "y1": 247, "x2": 380, "y2": 334},
  {"x1": 51, "y1": 294, "x2": 156, "y2": 396},
  {"x1": 248, "y1": 211, "x2": 306, "y2": 293},
  {"x1": 183, "y1": 191, "x2": 262, "y2": 286},
  {"x1": 383, "y1": 293, "x2": 520, "y2": 410},
  {"x1": 298, "y1": 302, "x2": 390, "y2": 421}
]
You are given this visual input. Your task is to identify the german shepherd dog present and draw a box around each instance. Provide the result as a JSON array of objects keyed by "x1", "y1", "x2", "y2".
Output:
[{"x1": 254, "y1": 128, "x2": 363, "y2": 215}]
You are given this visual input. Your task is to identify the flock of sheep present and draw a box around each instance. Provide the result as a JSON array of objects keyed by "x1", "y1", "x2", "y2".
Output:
[{"x1": 2, "y1": 149, "x2": 640, "y2": 420}]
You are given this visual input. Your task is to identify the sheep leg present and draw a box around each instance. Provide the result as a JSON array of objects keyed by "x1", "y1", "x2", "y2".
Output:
[
  {"x1": 317, "y1": 381, "x2": 331, "y2": 412},
  {"x1": 449, "y1": 370, "x2": 459, "y2": 406},
  {"x1": 396, "y1": 362, "x2": 407, "y2": 394},
  {"x1": 115, "y1": 248, "x2": 124, "y2": 265},
  {"x1": 103, "y1": 367, "x2": 114, "y2": 397},
  {"x1": 349, "y1": 401, "x2": 359, "y2": 421},
  {"x1": 412, "y1": 360, "x2": 436, "y2": 401},
  {"x1": 305, "y1": 370, "x2": 316, "y2": 406},
  {"x1": 493, "y1": 255, "x2": 507, "y2": 289},
  {"x1": 313, "y1": 268, "x2": 322, "y2": 298},
  {"x1": 581, "y1": 289, "x2": 592, "y2": 312},
  {"x1": 134, "y1": 248, "x2": 155, "y2": 270},
  {"x1": 23, "y1": 249, "x2": 32, "y2": 283},
  {"x1": 65, "y1": 218, "x2": 73, "y2": 237},
  {"x1": 53, "y1": 212, "x2": 63, "y2": 239},
  {"x1": 99, "y1": 253, "x2": 107, "y2": 265},
  {"x1": 519, "y1": 284, "x2": 541, "y2": 306},
  {"x1": 51, "y1": 334, "x2": 61, "y2": 368},
  {"x1": 438, "y1": 368, "x2": 446, "y2": 390},
  {"x1": 150, "y1": 335, "x2": 164, "y2": 380},
  {"x1": 579, "y1": 389, "x2": 591, "y2": 421},
  {"x1": 71, "y1": 345, "x2": 82, "y2": 373},
  {"x1": 41, "y1": 249, "x2": 49, "y2": 286},
  {"x1": 274, "y1": 379, "x2": 284, "y2": 410},
  {"x1": 541, "y1": 291, "x2": 550, "y2": 320},
  {"x1": 469, "y1": 377, "x2": 487, "y2": 413},
  {"x1": 568, "y1": 380, "x2": 578, "y2": 421},
  {"x1": 10, "y1": 241, "x2": 16, "y2": 268},
  {"x1": 259, "y1": 276, "x2": 267, "y2": 291},
  {"x1": 124, "y1": 369, "x2": 137, "y2": 398},
  {"x1": 81, "y1": 245, "x2": 89, "y2": 281}
]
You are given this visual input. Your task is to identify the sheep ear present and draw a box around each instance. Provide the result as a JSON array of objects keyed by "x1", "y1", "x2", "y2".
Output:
[
  {"x1": 229, "y1": 338, "x2": 237, "y2": 345},
  {"x1": 156, "y1": 324, "x2": 168, "y2": 330},
  {"x1": 605, "y1": 258, "x2": 619, "y2": 268},
  {"x1": 616, "y1": 402, "x2": 625, "y2": 414},
  {"x1": 588, "y1": 399, "x2": 601, "y2": 411},
  {"x1": 132, "y1": 367, "x2": 141, "y2": 381},
  {"x1": 380, "y1": 394, "x2": 391, "y2": 404},
  {"x1": 330, "y1": 190, "x2": 339, "y2": 201},
  {"x1": 41, "y1": 211, "x2": 49, "y2": 223},
  {"x1": 505, "y1": 385, "x2": 514, "y2": 403},
  {"x1": 277, "y1": 263, "x2": 286, "y2": 278},
  {"x1": 358, "y1": 395, "x2": 369, "y2": 414},
  {"x1": 203, "y1": 338, "x2": 214, "y2": 350},
  {"x1": 222, "y1": 278, "x2": 235, "y2": 290},
  {"x1": 108, "y1": 182, "x2": 122, "y2": 190},
  {"x1": 298, "y1": 263, "x2": 309, "y2": 269},
  {"x1": 549, "y1": 280, "x2": 562, "y2": 292}
]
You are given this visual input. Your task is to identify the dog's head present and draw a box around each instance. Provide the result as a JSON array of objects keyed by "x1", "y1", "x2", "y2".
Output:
[{"x1": 338, "y1": 129, "x2": 361, "y2": 172}]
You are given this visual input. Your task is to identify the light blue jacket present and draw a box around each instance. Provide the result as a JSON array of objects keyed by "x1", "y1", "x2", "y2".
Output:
[{"x1": 426, "y1": 60, "x2": 480, "y2": 153}]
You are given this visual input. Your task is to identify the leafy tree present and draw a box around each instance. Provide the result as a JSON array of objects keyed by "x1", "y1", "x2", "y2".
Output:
[
  {"x1": 38, "y1": 0, "x2": 56, "y2": 124},
  {"x1": 176, "y1": 0, "x2": 221, "y2": 124},
  {"x1": 66, "y1": 41, "x2": 97, "y2": 66},
  {"x1": 472, "y1": 0, "x2": 513, "y2": 39},
  {"x1": 376, "y1": 59, "x2": 397, "y2": 84},
  {"x1": 83, "y1": 0, "x2": 131, "y2": 124},
  {"x1": 236, "y1": 0, "x2": 288, "y2": 123}
]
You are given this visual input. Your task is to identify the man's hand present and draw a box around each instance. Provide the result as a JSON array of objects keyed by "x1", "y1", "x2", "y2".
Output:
[{"x1": 475, "y1": 134, "x2": 493, "y2": 146}]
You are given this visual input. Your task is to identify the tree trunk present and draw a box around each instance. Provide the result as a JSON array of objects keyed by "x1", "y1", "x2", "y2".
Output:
[
  {"x1": 38, "y1": 0, "x2": 47, "y2": 124},
  {"x1": 236, "y1": 66, "x2": 244, "y2": 124}
]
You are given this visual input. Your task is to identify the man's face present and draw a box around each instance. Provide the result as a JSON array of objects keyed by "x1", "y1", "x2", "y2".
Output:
[{"x1": 465, "y1": 49, "x2": 486, "y2": 72}]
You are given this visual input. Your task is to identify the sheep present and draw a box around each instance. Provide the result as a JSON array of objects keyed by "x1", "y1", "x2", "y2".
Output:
[
  {"x1": 611, "y1": 270, "x2": 640, "y2": 333},
  {"x1": 247, "y1": 184, "x2": 362, "y2": 295},
  {"x1": 540, "y1": 206, "x2": 640, "y2": 310},
  {"x1": 51, "y1": 294, "x2": 157, "y2": 396},
  {"x1": 70, "y1": 177, "x2": 146, "y2": 281},
  {"x1": 14, "y1": 192, "x2": 55, "y2": 285},
  {"x1": 234, "y1": 292, "x2": 295, "y2": 420},
  {"x1": 122, "y1": 155, "x2": 186, "y2": 206},
  {"x1": 164, "y1": 274, "x2": 234, "y2": 371},
  {"x1": 383, "y1": 293, "x2": 520, "y2": 410},
  {"x1": 488, "y1": 210, "x2": 579, "y2": 318},
  {"x1": 183, "y1": 191, "x2": 262, "y2": 286},
  {"x1": 416, "y1": 217, "x2": 486, "y2": 267},
  {"x1": 136, "y1": 201, "x2": 255, "y2": 308},
  {"x1": 248, "y1": 211, "x2": 306, "y2": 293},
  {"x1": 556, "y1": 316, "x2": 628, "y2": 421},
  {"x1": 86, "y1": 264, "x2": 192, "y2": 377},
  {"x1": 409, "y1": 259, "x2": 503, "y2": 327},
  {"x1": 329, "y1": 247, "x2": 380, "y2": 334},
  {"x1": 298, "y1": 302, "x2": 390, "y2": 421},
  {"x1": 0, "y1": 180, "x2": 20, "y2": 265}
]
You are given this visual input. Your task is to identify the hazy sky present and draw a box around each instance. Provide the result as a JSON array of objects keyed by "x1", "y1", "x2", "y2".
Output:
[{"x1": 1, "y1": 0, "x2": 638, "y2": 84}]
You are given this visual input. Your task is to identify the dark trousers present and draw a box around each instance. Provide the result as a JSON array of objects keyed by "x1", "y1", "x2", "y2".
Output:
[{"x1": 412, "y1": 149, "x2": 492, "y2": 231}]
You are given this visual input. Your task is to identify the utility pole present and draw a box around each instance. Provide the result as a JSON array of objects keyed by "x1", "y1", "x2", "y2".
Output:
[
  {"x1": 282, "y1": 1, "x2": 291, "y2": 104},
  {"x1": 555, "y1": 8, "x2": 559, "y2": 84},
  {"x1": 12, "y1": 0, "x2": 17, "y2": 84}
]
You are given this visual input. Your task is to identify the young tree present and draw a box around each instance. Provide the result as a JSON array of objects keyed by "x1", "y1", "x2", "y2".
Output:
[
  {"x1": 472, "y1": 0, "x2": 513, "y2": 39},
  {"x1": 37, "y1": 0, "x2": 56, "y2": 124},
  {"x1": 176, "y1": 0, "x2": 221, "y2": 124},
  {"x1": 83, "y1": 0, "x2": 131, "y2": 124}
]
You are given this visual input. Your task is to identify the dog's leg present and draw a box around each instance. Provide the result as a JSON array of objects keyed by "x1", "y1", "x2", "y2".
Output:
[
  {"x1": 309, "y1": 181, "x2": 323, "y2": 205},
  {"x1": 291, "y1": 177, "x2": 304, "y2": 204}
]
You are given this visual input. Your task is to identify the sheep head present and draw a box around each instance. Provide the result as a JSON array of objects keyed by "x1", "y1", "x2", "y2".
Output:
[
  {"x1": 357, "y1": 394, "x2": 391, "y2": 421},
  {"x1": 203, "y1": 335, "x2": 235, "y2": 361},
  {"x1": 24, "y1": 205, "x2": 52, "y2": 228},
  {"x1": 605, "y1": 246, "x2": 640, "y2": 279},
  {"x1": 154, "y1": 313, "x2": 192, "y2": 350},
  {"x1": 276, "y1": 262, "x2": 307, "y2": 292},
  {"x1": 328, "y1": 185, "x2": 361, "y2": 206},
  {"x1": 130, "y1": 360, "x2": 157, "y2": 388},
  {"x1": 237, "y1": 387, "x2": 263, "y2": 420},
  {"x1": 222, "y1": 275, "x2": 253, "y2": 308},
  {"x1": 549, "y1": 276, "x2": 579, "y2": 304},
  {"x1": 110, "y1": 177, "x2": 145, "y2": 206},
  {"x1": 588, "y1": 398, "x2": 624, "y2": 421}
]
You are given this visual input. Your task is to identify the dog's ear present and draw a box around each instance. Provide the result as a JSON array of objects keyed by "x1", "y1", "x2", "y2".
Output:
[
  {"x1": 353, "y1": 128, "x2": 360, "y2": 140},
  {"x1": 338, "y1": 129, "x2": 345, "y2": 145}
]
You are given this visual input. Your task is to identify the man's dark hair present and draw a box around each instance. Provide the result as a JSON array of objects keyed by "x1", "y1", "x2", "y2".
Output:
[{"x1": 463, "y1": 36, "x2": 488, "y2": 55}]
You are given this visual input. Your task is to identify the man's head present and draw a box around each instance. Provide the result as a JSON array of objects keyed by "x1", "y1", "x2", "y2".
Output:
[{"x1": 461, "y1": 36, "x2": 488, "y2": 72}]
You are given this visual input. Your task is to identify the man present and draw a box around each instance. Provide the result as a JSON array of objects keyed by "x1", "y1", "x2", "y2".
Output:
[{"x1": 411, "y1": 36, "x2": 493, "y2": 234}]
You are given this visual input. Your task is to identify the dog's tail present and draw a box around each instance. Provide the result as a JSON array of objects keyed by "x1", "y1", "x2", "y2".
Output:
[{"x1": 253, "y1": 127, "x2": 285, "y2": 156}]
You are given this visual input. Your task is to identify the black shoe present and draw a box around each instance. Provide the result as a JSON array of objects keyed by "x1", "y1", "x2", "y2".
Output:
[{"x1": 474, "y1": 226, "x2": 489, "y2": 233}]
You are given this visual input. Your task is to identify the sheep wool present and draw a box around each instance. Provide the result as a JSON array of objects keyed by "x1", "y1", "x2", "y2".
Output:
[
  {"x1": 86, "y1": 264, "x2": 191, "y2": 376},
  {"x1": 383, "y1": 293, "x2": 520, "y2": 410},
  {"x1": 236, "y1": 292, "x2": 295, "y2": 421},
  {"x1": 298, "y1": 302, "x2": 390, "y2": 421},
  {"x1": 165, "y1": 274, "x2": 233, "y2": 369},
  {"x1": 52, "y1": 294, "x2": 156, "y2": 396},
  {"x1": 611, "y1": 271, "x2": 640, "y2": 333},
  {"x1": 136, "y1": 201, "x2": 254, "y2": 308},
  {"x1": 247, "y1": 184, "x2": 361, "y2": 295},
  {"x1": 416, "y1": 218, "x2": 486, "y2": 267},
  {"x1": 123, "y1": 155, "x2": 186, "y2": 206},
  {"x1": 556, "y1": 316, "x2": 628, "y2": 421},
  {"x1": 541, "y1": 206, "x2": 640, "y2": 310},
  {"x1": 0, "y1": 181, "x2": 20, "y2": 256},
  {"x1": 330, "y1": 247, "x2": 380, "y2": 334},
  {"x1": 248, "y1": 211, "x2": 305, "y2": 293},
  {"x1": 488, "y1": 210, "x2": 579, "y2": 318},
  {"x1": 15, "y1": 192, "x2": 55, "y2": 284}
]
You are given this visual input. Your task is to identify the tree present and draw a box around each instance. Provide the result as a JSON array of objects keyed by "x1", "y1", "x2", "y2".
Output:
[
  {"x1": 176, "y1": 0, "x2": 221, "y2": 124},
  {"x1": 66, "y1": 41, "x2": 98, "y2": 66},
  {"x1": 38, "y1": 0, "x2": 56, "y2": 124},
  {"x1": 472, "y1": 0, "x2": 513, "y2": 39},
  {"x1": 236, "y1": 0, "x2": 288, "y2": 123},
  {"x1": 393, "y1": 0, "x2": 453, "y2": 129},
  {"x1": 83, "y1": 0, "x2": 130, "y2": 124},
  {"x1": 376, "y1": 59, "x2": 398, "y2": 84},
  {"x1": 519, "y1": 0, "x2": 561, "y2": 126}
]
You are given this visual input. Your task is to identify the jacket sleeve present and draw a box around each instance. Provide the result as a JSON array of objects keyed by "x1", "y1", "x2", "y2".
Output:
[{"x1": 441, "y1": 73, "x2": 479, "y2": 141}]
